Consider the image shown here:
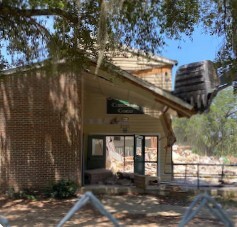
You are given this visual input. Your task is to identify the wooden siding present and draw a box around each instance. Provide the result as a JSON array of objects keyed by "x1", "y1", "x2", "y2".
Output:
[
  {"x1": 133, "y1": 66, "x2": 173, "y2": 91},
  {"x1": 84, "y1": 91, "x2": 164, "y2": 134},
  {"x1": 110, "y1": 51, "x2": 177, "y2": 72}
]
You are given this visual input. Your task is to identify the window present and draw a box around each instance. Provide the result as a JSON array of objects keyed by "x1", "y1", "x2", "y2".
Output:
[
  {"x1": 165, "y1": 72, "x2": 170, "y2": 82},
  {"x1": 92, "y1": 139, "x2": 104, "y2": 156}
]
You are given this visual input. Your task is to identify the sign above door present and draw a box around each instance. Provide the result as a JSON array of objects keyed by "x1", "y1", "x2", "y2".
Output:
[{"x1": 107, "y1": 98, "x2": 144, "y2": 114}]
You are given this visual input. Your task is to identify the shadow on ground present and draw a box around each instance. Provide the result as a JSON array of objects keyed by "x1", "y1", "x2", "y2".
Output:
[{"x1": 0, "y1": 194, "x2": 236, "y2": 226}]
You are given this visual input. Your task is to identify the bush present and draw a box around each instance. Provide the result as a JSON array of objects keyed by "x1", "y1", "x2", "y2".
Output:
[
  {"x1": 6, "y1": 188, "x2": 37, "y2": 200},
  {"x1": 48, "y1": 179, "x2": 78, "y2": 199}
]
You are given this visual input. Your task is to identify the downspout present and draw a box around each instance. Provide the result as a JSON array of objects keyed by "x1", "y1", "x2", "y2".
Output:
[{"x1": 80, "y1": 74, "x2": 85, "y2": 186}]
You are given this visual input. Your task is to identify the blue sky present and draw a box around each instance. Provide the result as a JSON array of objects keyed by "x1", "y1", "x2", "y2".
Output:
[
  {"x1": 2, "y1": 25, "x2": 223, "y2": 75},
  {"x1": 162, "y1": 27, "x2": 224, "y2": 74}
]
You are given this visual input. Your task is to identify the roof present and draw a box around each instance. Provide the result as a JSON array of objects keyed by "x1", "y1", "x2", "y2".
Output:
[
  {"x1": 107, "y1": 49, "x2": 178, "y2": 72},
  {"x1": 86, "y1": 59, "x2": 195, "y2": 117},
  {"x1": 0, "y1": 56, "x2": 195, "y2": 118}
]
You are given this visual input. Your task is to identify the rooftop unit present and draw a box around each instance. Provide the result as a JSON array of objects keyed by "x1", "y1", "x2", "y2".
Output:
[{"x1": 173, "y1": 60, "x2": 220, "y2": 112}]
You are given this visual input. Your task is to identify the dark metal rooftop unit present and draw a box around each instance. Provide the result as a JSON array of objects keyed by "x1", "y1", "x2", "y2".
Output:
[{"x1": 173, "y1": 60, "x2": 220, "y2": 112}]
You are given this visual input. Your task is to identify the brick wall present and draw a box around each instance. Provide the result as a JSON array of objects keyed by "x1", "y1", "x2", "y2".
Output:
[{"x1": 0, "y1": 64, "x2": 82, "y2": 191}]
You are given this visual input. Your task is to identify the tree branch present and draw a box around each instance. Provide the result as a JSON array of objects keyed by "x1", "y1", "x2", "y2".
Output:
[
  {"x1": 0, "y1": 3, "x2": 79, "y2": 24},
  {"x1": 225, "y1": 110, "x2": 237, "y2": 118}
]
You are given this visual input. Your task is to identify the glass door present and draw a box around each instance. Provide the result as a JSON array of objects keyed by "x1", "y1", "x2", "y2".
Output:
[
  {"x1": 87, "y1": 136, "x2": 106, "y2": 169},
  {"x1": 144, "y1": 136, "x2": 158, "y2": 176},
  {"x1": 134, "y1": 135, "x2": 145, "y2": 175}
]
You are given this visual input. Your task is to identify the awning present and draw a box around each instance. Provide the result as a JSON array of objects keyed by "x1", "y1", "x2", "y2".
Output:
[{"x1": 84, "y1": 62, "x2": 196, "y2": 118}]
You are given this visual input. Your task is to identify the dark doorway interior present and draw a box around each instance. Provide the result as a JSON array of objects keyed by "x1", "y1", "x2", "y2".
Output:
[
  {"x1": 85, "y1": 135, "x2": 158, "y2": 185},
  {"x1": 87, "y1": 136, "x2": 106, "y2": 169}
]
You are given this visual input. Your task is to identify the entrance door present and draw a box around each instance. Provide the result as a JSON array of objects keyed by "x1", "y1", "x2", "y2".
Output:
[
  {"x1": 134, "y1": 135, "x2": 145, "y2": 175},
  {"x1": 144, "y1": 136, "x2": 158, "y2": 176},
  {"x1": 87, "y1": 136, "x2": 106, "y2": 169}
]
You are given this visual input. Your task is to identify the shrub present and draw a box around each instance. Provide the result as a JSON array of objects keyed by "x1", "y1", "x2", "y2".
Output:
[
  {"x1": 48, "y1": 179, "x2": 78, "y2": 199},
  {"x1": 6, "y1": 188, "x2": 37, "y2": 200}
]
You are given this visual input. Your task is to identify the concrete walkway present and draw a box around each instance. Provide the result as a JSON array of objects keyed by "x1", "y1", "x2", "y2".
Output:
[{"x1": 81, "y1": 184, "x2": 237, "y2": 198}]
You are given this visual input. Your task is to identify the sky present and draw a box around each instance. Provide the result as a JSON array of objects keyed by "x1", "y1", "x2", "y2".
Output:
[
  {"x1": 2, "y1": 25, "x2": 223, "y2": 76},
  {"x1": 161, "y1": 26, "x2": 224, "y2": 74}
]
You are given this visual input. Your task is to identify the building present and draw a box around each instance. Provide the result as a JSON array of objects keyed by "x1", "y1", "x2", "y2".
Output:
[
  {"x1": 0, "y1": 54, "x2": 195, "y2": 191},
  {"x1": 110, "y1": 50, "x2": 177, "y2": 91}
]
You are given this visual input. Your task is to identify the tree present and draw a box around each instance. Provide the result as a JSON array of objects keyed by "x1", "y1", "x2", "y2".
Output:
[
  {"x1": 199, "y1": 0, "x2": 237, "y2": 82},
  {"x1": 173, "y1": 88, "x2": 237, "y2": 156},
  {"x1": 0, "y1": 0, "x2": 237, "y2": 82},
  {"x1": 0, "y1": 0, "x2": 198, "y2": 68}
]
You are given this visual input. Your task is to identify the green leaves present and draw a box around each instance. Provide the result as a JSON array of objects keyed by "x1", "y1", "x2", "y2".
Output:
[
  {"x1": 173, "y1": 88, "x2": 237, "y2": 157},
  {"x1": 48, "y1": 179, "x2": 78, "y2": 199},
  {"x1": 0, "y1": 0, "x2": 201, "y2": 68},
  {"x1": 0, "y1": 0, "x2": 237, "y2": 81}
]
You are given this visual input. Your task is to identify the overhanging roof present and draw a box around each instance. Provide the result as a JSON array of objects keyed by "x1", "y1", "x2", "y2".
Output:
[
  {"x1": 0, "y1": 57, "x2": 195, "y2": 118},
  {"x1": 85, "y1": 60, "x2": 195, "y2": 118}
]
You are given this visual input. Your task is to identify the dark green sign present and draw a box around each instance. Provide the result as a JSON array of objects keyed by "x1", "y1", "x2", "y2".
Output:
[{"x1": 107, "y1": 98, "x2": 144, "y2": 114}]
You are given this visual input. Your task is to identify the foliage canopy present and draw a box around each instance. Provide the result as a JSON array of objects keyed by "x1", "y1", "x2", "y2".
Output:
[
  {"x1": 173, "y1": 88, "x2": 237, "y2": 157},
  {"x1": 0, "y1": 0, "x2": 237, "y2": 81}
]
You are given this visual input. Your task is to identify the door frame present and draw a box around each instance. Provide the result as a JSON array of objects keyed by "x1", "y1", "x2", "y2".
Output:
[
  {"x1": 85, "y1": 133, "x2": 161, "y2": 177},
  {"x1": 134, "y1": 135, "x2": 159, "y2": 176},
  {"x1": 87, "y1": 135, "x2": 106, "y2": 170},
  {"x1": 134, "y1": 135, "x2": 145, "y2": 175}
]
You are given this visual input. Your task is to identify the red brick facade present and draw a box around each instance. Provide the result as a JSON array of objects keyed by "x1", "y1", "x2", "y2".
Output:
[{"x1": 0, "y1": 64, "x2": 82, "y2": 191}]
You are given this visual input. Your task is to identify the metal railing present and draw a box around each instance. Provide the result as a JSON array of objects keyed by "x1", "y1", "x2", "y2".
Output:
[
  {"x1": 171, "y1": 163, "x2": 237, "y2": 189},
  {"x1": 179, "y1": 193, "x2": 234, "y2": 227}
]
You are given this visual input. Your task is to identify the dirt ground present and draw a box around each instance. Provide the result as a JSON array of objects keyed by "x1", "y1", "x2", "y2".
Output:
[{"x1": 0, "y1": 193, "x2": 236, "y2": 226}]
